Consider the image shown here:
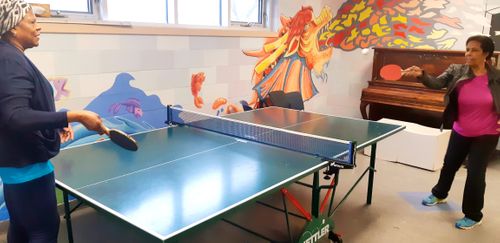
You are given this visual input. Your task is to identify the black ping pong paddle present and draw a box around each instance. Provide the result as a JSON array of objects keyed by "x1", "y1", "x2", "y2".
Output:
[{"x1": 105, "y1": 127, "x2": 138, "y2": 151}]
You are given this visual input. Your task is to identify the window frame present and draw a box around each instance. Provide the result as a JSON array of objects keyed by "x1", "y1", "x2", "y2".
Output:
[
  {"x1": 34, "y1": 0, "x2": 272, "y2": 29},
  {"x1": 28, "y1": 0, "x2": 99, "y2": 19},
  {"x1": 229, "y1": 0, "x2": 266, "y2": 28}
]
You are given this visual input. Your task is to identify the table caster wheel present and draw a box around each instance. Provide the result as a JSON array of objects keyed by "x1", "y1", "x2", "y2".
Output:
[{"x1": 328, "y1": 231, "x2": 343, "y2": 243}]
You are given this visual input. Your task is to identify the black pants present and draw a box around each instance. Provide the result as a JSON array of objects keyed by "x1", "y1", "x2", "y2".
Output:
[
  {"x1": 431, "y1": 130, "x2": 499, "y2": 222},
  {"x1": 3, "y1": 172, "x2": 60, "y2": 243}
]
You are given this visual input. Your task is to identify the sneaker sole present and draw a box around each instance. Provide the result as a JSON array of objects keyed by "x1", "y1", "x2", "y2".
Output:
[
  {"x1": 456, "y1": 220, "x2": 482, "y2": 230},
  {"x1": 422, "y1": 199, "x2": 447, "y2": 206}
]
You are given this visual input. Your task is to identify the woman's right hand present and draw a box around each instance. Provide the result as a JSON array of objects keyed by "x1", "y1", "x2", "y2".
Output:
[
  {"x1": 402, "y1": 65, "x2": 424, "y2": 78},
  {"x1": 67, "y1": 110, "x2": 107, "y2": 135}
]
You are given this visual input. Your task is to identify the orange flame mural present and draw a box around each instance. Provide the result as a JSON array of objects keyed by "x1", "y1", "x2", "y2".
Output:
[{"x1": 320, "y1": 0, "x2": 462, "y2": 50}]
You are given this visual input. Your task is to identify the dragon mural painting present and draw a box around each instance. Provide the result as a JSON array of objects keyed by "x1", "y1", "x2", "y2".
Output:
[
  {"x1": 244, "y1": 6, "x2": 334, "y2": 107},
  {"x1": 192, "y1": 0, "x2": 463, "y2": 113}
]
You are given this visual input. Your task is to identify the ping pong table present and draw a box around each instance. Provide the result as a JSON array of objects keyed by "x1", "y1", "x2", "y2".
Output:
[{"x1": 53, "y1": 106, "x2": 403, "y2": 243}]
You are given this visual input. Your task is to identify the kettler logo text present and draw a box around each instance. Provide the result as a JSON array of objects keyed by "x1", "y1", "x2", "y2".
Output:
[{"x1": 303, "y1": 224, "x2": 329, "y2": 243}]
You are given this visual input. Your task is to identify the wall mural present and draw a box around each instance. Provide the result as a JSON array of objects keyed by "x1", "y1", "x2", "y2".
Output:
[
  {"x1": 60, "y1": 73, "x2": 168, "y2": 148},
  {"x1": 193, "y1": 1, "x2": 463, "y2": 112},
  {"x1": 321, "y1": 0, "x2": 463, "y2": 50},
  {"x1": 244, "y1": 6, "x2": 334, "y2": 108},
  {"x1": 191, "y1": 6, "x2": 335, "y2": 111}
]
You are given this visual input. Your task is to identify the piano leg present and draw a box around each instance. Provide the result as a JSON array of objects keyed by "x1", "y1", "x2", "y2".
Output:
[{"x1": 360, "y1": 101, "x2": 369, "y2": 119}]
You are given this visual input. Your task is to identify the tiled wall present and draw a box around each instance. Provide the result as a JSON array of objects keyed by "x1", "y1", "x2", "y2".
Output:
[{"x1": 26, "y1": 34, "x2": 262, "y2": 117}]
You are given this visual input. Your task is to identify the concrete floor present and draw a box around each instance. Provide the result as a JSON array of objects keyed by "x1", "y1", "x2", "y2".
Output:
[{"x1": 1, "y1": 152, "x2": 499, "y2": 243}]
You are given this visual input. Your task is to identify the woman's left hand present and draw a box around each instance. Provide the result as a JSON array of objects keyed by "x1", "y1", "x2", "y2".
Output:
[
  {"x1": 59, "y1": 124, "x2": 74, "y2": 143},
  {"x1": 497, "y1": 119, "x2": 500, "y2": 132}
]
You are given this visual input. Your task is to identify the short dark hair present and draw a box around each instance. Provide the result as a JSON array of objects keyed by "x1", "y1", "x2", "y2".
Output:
[{"x1": 466, "y1": 35, "x2": 495, "y2": 59}]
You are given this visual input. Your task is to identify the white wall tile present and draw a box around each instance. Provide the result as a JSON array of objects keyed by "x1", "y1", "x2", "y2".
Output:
[
  {"x1": 189, "y1": 36, "x2": 239, "y2": 50},
  {"x1": 203, "y1": 49, "x2": 229, "y2": 66},
  {"x1": 119, "y1": 35, "x2": 159, "y2": 51},
  {"x1": 172, "y1": 87, "x2": 196, "y2": 109},
  {"x1": 304, "y1": 93, "x2": 328, "y2": 112},
  {"x1": 25, "y1": 51, "x2": 56, "y2": 75},
  {"x1": 144, "y1": 89, "x2": 175, "y2": 107},
  {"x1": 239, "y1": 37, "x2": 265, "y2": 49},
  {"x1": 75, "y1": 34, "x2": 121, "y2": 50},
  {"x1": 129, "y1": 69, "x2": 189, "y2": 91},
  {"x1": 69, "y1": 73, "x2": 118, "y2": 97},
  {"x1": 229, "y1": 49, "x2": 257, "y2": 65},
  {"x1": 216, "y1": 66, "x2": 240, "y2": 84},
  {"x1": 99, "y1": 50, "x2": 143, "y2": 73},
  {"x1": 51, "y1": 50, "x2": 103, "y2": 75},
  {"x1": 227, "y1": 81, "x2": 253, "y2": 100},
  {"x1": 156, "y1": 36, "x2": 190, "y2": 50},
  {"x1": 138, "y1": 50, "x2": 175, "y2": 70},
  {"x1": 239, "y1": 65, "x2": 255, "y2": 81},
  {"x1": 55, "y1": 97, "x2": 95, "y2": 111},
  {"x1": 35, "y1": 34, "x2": 77, "y2": 51},
  {"x1": 173, "y1": 50, "x2": 205, "y2": 68}
]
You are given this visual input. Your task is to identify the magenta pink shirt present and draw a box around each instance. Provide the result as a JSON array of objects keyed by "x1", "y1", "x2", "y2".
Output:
[{"x1": 453, "y1": 74, "x2": 499, "y2": 137}]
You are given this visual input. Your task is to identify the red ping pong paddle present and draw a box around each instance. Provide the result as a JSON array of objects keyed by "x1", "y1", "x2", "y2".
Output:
[
  {"x1": 105, "y1": 127, "x2": 138, "y2": 151},
  {"x1": 380, "y1": 64, "x2": 403, "y2": 81}
]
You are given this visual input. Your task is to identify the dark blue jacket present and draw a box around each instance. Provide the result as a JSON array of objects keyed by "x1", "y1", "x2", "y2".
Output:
[{"x1": 0, "y1": 40, "x2": 67, "y2": 167}]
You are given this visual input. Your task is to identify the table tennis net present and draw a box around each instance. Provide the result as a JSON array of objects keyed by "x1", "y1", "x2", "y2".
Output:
[{"x1": 167, "y1": 107, "x2": 355, "y2": 166}]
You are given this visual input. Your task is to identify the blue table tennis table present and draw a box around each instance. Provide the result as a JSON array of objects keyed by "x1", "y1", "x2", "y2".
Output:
[{"x1": 53, "y1": 106, "x2": 404, "y2": 243}]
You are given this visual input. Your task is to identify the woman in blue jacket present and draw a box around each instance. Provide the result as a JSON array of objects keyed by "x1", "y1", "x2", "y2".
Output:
[{"x1": 0, "y1": 1, "x2": 106, "y2": 242}]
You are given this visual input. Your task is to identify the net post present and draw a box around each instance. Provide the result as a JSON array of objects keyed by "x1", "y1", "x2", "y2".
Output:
[{"x1": 166, "y1": 105, "x2": 173, "y2": 125}]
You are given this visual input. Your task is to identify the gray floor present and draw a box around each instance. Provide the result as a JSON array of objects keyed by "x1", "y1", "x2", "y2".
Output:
[{"x1": 1, "y1": 152, "x2": 499, "y2": 243}]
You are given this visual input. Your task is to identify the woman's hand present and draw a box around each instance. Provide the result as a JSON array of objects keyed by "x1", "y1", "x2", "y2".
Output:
[
  {"x1": 402, "y1": 65, "x2": 424, "y2": 78},
  {"x1": 497, "y1": 119, "x2": 500, "y2": 132},
  {"x1": 67, "y1": 110, "x2": 107, "y2": 135},
  {"x1": 59, "y1": 124, "x2": 74, "y2": 143}
]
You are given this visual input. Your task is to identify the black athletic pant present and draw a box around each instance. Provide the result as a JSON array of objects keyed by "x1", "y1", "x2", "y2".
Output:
[
  {"x1": 431, "y1": 130, "x2": 499, "y2": 222},
  {"x1": 3, "y1": 172, "x2": 60, "y2": 243}
]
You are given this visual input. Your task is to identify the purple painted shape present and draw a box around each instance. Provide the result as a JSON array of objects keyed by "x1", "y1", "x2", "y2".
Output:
[
  {"x1": 109, "y1": 97, "x2": 143, "y2": 118},
  {"x1": 50, "y1": 78, "x2": 70, "y2": 101},
  {"x1": 399, "y1": 192, "x2": 460, "y2": 212}
]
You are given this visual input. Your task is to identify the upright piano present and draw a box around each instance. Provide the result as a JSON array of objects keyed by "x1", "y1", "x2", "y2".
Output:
[{"x1": 360, "y1": 47, "x2": 499, "y2": 128}]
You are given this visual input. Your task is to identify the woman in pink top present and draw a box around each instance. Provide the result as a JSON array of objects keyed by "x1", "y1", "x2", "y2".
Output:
[{"x1": 403, "y1": 35, "x2": 500, "y2": 230}]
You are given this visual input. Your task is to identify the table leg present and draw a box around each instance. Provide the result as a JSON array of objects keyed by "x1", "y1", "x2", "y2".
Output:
[
  {"x1": 367, "y1": 143, "x2": 377, "y2": 204},
  {"x1": 63, "y1": 191, "x2": 74, "y2": 243},
  {"x1": 312, "y1": 172, "x2": 320, "y2": 218}
]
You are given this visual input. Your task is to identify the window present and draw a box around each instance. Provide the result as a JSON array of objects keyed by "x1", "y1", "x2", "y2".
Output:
[
  {"x1": 175, "y1": 0, "x2": 225, "y2": 26},
  {"x1": 31, "y1": 0, "x2": 266, "y2": 28},
  {"x1": 231, "y1": 0, "x2": 261, "y2": 24},
  {"x1": 28, "y1": 0, "x2": 92, "y2": 14},
  {"x1": 104, "y1": 0, "x2": 167, "y2": 23}
]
